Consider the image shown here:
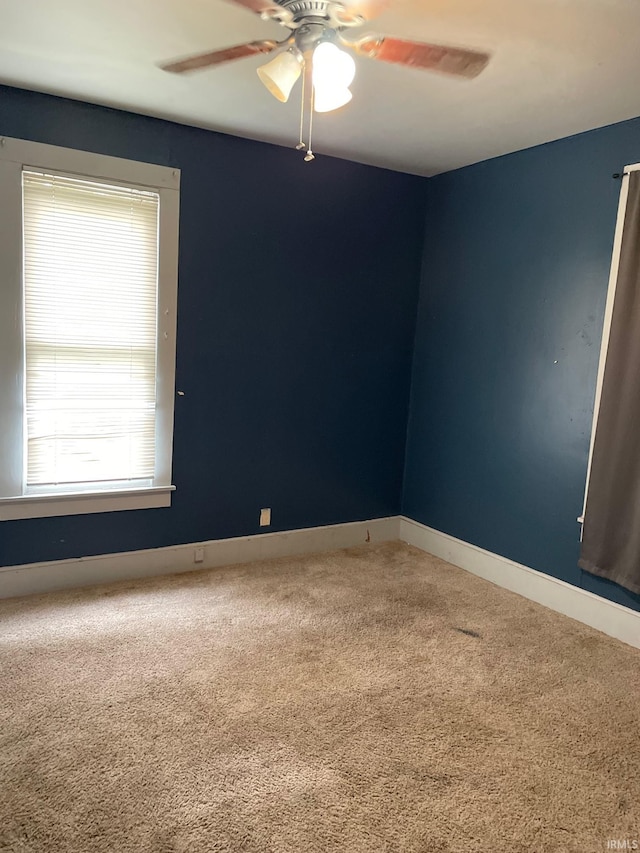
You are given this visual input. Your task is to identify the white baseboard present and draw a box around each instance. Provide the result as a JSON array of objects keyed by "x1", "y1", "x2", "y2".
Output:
[
  {"x1": 4, "y1": 513, "x2": 638, "y2": 652},
  {"x1": 399, "y1": 516, "x2": 640, "y2": 651},
  {"x1": 0, "y1": 516, "x2": 401, "y2": 599}
]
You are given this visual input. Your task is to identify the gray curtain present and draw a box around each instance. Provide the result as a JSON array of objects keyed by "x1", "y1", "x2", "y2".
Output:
[{"x1": 579, "y1": 171, "x2": 640, "y2": 594}]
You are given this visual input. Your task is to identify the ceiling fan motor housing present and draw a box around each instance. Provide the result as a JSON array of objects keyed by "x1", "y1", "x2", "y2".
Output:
[
  {"x1": 266, "y1": 0, "x2": 365, "y2": 35},
  {"x1": 280, "y1": 0, "x2": 331, "y2": 18}
]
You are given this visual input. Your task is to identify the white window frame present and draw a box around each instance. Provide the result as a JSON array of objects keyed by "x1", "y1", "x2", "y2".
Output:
[
  {"x1": 0, "y1": 136, "x2": 180, "y2": 521},
  {"x1": 579, "y1": 161, "x2": 640, "y2": 535}
]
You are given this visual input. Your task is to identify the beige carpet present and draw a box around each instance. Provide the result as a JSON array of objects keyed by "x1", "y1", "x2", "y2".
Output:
[{"x1": 1, "y1": 542, "x2": 639, "y2": 853}]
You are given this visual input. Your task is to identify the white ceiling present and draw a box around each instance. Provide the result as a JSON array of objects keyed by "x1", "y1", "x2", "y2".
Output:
[{"x1": 1, "y1": 0, "x2": 639, "y2": 176}]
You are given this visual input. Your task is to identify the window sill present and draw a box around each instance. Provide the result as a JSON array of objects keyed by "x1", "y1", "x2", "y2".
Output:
[{"x1": 0, "y1": 485, "x2": 176, "y2": 521}]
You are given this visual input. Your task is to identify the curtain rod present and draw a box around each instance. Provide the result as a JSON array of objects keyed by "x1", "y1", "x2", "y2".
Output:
[{"x1": 612, "y1": 171, "x2": 630, "y2": 180}]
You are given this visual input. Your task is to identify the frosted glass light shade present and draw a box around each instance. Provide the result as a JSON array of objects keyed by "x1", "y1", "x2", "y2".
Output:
[
  {"x1": 312, "y1": 42, "x2": 356, "y2": 113},
  {"x1": 314, "y1": 86, "x2": 353, "y2": 113},
  {"x1": 257, "y1": 49, "x2": 303, "y2": 103},
  {"x1": 313, "y1": 42, "x2": 356, "y2": 89}
]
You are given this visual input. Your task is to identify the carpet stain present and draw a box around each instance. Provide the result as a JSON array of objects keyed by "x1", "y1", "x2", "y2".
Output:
[{"x1": 453, "y1": 626, "x2": 482, "y2": 638}]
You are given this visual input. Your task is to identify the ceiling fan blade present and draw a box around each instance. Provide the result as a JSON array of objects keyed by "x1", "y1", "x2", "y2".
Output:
[
  {"x1": 161, "y1": 40, "x2": 279, "y2": 74},
  {"x1": 329, "y1": 0, "x2": 391, "y2": 23},
  {"x1": 222, "y1": 0, "x2": 282, "y2": 14},
  {"x1": 351, "y1": 36, "x2": 490, "y2": 78}
]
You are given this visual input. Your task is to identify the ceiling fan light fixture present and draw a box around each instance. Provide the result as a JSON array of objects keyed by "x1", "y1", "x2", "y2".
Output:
[
  {"x1": 257, "y1": 48, "x2": 303, "y2": 103},
  {"x1": 312, "y1": 42, "x2": 356, "y2": 113}
]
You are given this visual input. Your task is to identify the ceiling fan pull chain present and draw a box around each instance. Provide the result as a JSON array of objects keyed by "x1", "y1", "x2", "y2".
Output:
[
  {"x1": 296, "y1": 62, "x2": 306, "y2": 151},
  {"x1": 304, "y1": 78, "x2": 315, "y2": 162}
]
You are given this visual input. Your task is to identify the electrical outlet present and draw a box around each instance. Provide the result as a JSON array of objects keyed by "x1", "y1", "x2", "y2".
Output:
[
  {"x1": 194, "y1": 547, "x2": 204, "y2": 563},
  {"x1": 260, "y1": 508, "x2": 271, "y2": 527}
]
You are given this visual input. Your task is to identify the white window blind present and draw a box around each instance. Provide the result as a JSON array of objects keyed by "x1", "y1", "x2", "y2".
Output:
[{"x1": 22, "y1": 171, "x2": 160, "y2": 490}]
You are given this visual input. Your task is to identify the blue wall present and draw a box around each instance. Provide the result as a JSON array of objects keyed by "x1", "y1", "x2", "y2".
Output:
[
  {"x1": 0, "y1": 85, "x2": 426, "y2": 566},
  {"x1": 403, "y1": 117, "x2": 640, "y2": 612},
  {"x1": 3, "y1": 83, "x2": 640, "y2": 614}
]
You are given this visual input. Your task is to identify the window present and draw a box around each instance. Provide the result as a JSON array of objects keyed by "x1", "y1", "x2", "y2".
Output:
[{"x1": 0, "y1": 137, "x2": 180, "y2": 520}]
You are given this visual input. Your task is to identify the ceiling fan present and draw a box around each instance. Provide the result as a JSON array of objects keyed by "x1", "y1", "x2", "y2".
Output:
[{"x1": 160, "y1": 0, "x2": 491, "y2": 161}]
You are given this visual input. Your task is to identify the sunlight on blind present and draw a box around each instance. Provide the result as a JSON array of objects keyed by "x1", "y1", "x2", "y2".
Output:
[{"x1": 22, "y1": 171, "x2": 159, "y2": 488}]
